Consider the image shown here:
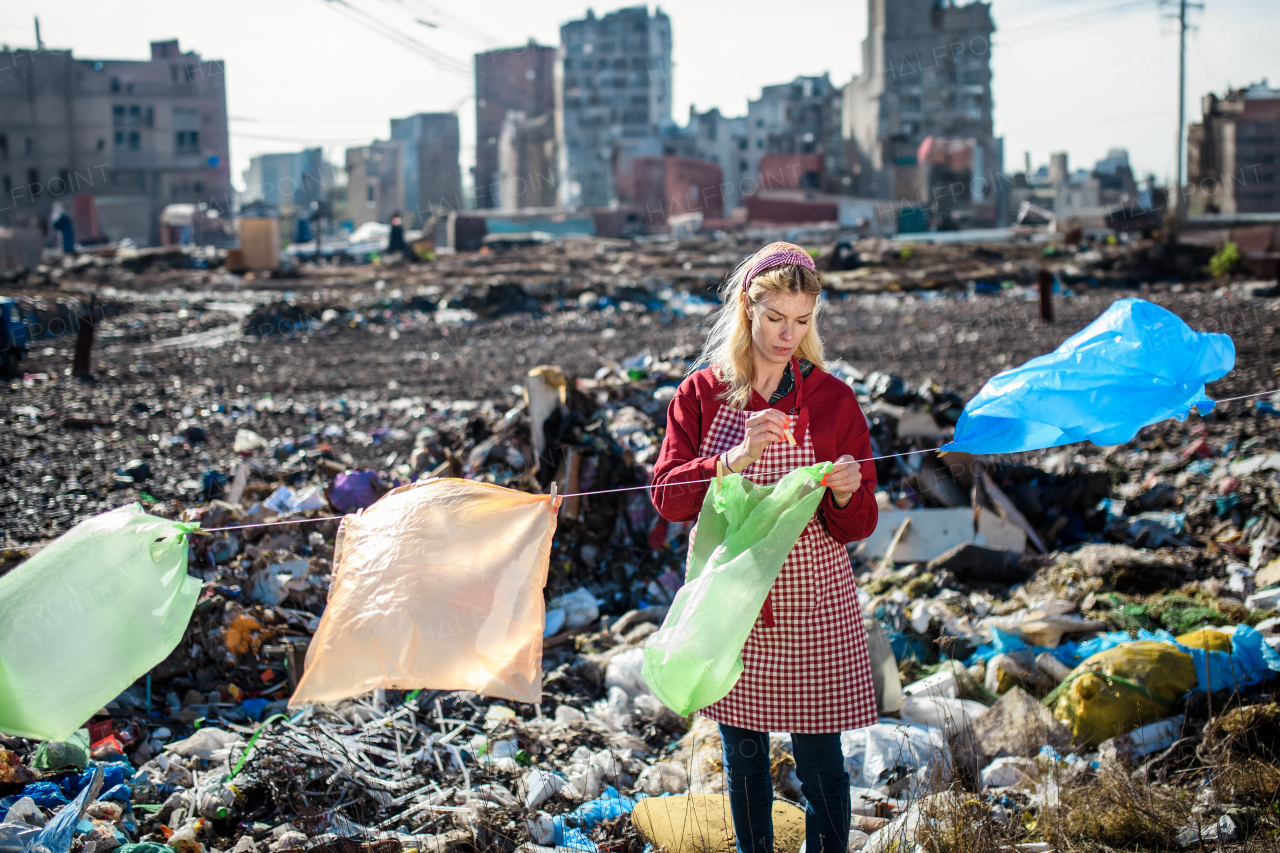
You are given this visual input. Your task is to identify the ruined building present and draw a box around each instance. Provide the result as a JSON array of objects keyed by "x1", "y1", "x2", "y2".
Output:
[
  {"x1": 474, "y1": 43, "x2": 558, "y2": 210},
  {"x1": 842, "y1": 0, "x2": 998, "y2": 221},
  {"x1": 746, "y1": 75, "x2": 847, "y2": 195},
  {"x1": 1188, "y1": 82, "x2": 1280, "y2": 215},
  {"x1": 0, "y1": 39, "x2": 232, "y2": 246},
  {"x1": 559, "y1": 6, "x2": 672, "y2": 207},
  {"x1": 684, "y1": 107, "x2": 748, "y2": 213},
  {"x1": 390, "y1": 113, "x2": 462, "y2": 222}
]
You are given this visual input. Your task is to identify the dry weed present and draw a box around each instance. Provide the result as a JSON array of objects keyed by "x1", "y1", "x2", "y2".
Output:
[{"x1": 1044, "y1": 763, "x2": 1191, "y2": 851}]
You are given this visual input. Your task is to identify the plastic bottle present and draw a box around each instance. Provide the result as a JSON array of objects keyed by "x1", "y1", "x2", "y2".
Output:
[{"x1": 197, "y1": 784, "x2": 238, "y2": 820}]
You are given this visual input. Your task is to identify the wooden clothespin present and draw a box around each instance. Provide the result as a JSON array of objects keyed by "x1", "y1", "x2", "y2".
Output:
[
  {"x1": 549, "y1": 481, "x2": 557, "y2": 501},
  {"x1": 784, "y1": 416, "x2": 797, "y2": 446},
  {"x1": 716, "y1": 457, "x2": 726, "y2": 489}
]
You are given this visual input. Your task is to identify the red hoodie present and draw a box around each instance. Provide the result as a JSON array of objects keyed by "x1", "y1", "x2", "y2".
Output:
[{"x1": 650, "y1": 365, "x2": 878, "y2": 545}]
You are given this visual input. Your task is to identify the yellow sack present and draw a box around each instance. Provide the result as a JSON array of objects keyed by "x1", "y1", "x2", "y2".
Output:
[
  {"x1": 1048, "y1": 641, "x2": 1198, "y2": 748},
  {"x1": 291, "y1": 479, "x2": 559, "y2": 706},
  {"x1": 1176, "y1": 628, "x2": 1233, "y2": 653}
]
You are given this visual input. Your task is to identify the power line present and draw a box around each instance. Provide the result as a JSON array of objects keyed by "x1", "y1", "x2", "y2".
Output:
[
  {"x1": 388, "y1": 0, "x2": 504, "y2": 48},
  {"x1": 317, "y1": 0, "x2": 471, "y2": 77},
  {"x1": 995, "y1": 0, "x2": 1160, "y2": 39}
]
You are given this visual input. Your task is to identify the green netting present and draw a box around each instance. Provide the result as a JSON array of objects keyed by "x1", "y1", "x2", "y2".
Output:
[{"x1": 642, "y1": 462, "x2": 832, "y2": 716}]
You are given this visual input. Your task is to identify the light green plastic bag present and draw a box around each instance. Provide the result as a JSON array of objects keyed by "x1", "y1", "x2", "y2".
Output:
[
  {"x1": 0, "y1": 503, "x2": 201, "y2": 741},
  {"x1": 642, "y1": 462, "x2": 833, "y2": 715}
]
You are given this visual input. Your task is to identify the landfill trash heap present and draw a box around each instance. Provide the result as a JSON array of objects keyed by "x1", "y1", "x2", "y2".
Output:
[{"x1": 2, "y1": 234, "x2": 1280, "y2": 853}]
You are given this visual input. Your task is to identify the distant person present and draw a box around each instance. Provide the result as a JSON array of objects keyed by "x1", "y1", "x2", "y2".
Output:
[
  {"x1": 651, "y1": 242, "x2": 879, "y2": 853},
  {"x1": 52, "y1": 209, "x2": 75, "y2": 253},
  {"x1": 387, "y1": 213, "x2": 409, "y2": 259}
]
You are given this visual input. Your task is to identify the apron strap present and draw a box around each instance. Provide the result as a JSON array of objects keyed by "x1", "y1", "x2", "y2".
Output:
[{"x1": 789, "y1": 356, "x2": 805, "y2": 414}]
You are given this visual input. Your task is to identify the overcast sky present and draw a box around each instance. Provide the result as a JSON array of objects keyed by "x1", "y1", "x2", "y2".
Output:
[{"x1": 2, "y1": 0, "x2": 1275, "y2": 194}]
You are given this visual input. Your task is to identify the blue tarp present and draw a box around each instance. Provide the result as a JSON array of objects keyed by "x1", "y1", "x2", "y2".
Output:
[
  {"x1": 965, "y1": 624, "x2": 1280, "y2": 695},
  {"x1": 943, "y1": 298, "x2": 1235, "y2": 455}
]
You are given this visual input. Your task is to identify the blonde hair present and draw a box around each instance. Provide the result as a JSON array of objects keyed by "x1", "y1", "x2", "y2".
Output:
[{"x1": 695, "y1": 251, "x2": 826, "y2": 410}]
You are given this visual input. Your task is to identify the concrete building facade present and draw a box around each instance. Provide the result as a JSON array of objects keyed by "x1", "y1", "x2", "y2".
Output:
[
  {"x1": 842, "y1": 0, "x2": 996, "y2": 206},
  {"x1": 746, "y1": 75, "x2": 846, "y2": 195},
  {"x1": 685, "y1": 107, "x2": 748, "y2": 213},
  {"x1": 616, "y1": 155, "x2": 722, "y2": 229},
  {"x1": 474, "y1": 43, "x2": 557, "y2": 209},
  {"x1": 390, "y1": 112, "x2": 462, "y2": 223},
  {"x1": 559, "y1": 6, "x2": 672, "y2": 208},
  {"x1": 496, "y1": 111, "x2": 558, "y2": 210},
  {"x1": 241, "y1": 148, "x2": 325, "y2": 213},
  {"x1": 0, "y1": 38, "x2": 232, "y2": 246},
  {"x1": 345, "y1": 141, "x2": 405, "y2": 229},
  {"x1": 1188, "y1": 82, "x2": 1280, "y2": 214}
]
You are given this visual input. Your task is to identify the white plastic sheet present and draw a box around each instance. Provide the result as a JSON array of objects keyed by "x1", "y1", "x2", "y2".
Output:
[{"x1": 290, "y1": 479, "x2": 559, "y2": 706}]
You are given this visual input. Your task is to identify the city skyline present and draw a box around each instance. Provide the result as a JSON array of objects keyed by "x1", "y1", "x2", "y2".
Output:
[{"x1": 1, "y1": 0, "x2": 1275, "y2": 196}]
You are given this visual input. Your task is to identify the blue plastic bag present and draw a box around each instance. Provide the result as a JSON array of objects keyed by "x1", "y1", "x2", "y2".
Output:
[
  {"x1": 30, "y1": 767, "x2": 102, "y2": 853},
  {"x1": 550, "y1": 786, "x2": 637, "y2": 852},
  {"x1": 943, "y1": 298, "x2": 1235, "y2": 455}
]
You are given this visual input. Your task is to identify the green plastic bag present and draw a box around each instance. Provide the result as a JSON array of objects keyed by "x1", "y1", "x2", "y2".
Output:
[
  {"x1": 31, "y1": 728, "x2": 90, "y2": 771},
  {"x1": 0, "y1": 503, "x2": 201, "y2": 741},
  {"x1": 642, "y1": 462, "x2": 832, "y2": 715}
]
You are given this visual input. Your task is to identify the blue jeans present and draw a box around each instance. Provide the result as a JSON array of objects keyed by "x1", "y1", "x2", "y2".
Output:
[{"x1": 719, "y1": 723, "x2": 850, "y2": 853}]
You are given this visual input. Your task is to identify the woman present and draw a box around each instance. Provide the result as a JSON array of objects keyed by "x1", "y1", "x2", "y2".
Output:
[{"x1": 651, "y1": 242, "x2": 879, "y2": 853}]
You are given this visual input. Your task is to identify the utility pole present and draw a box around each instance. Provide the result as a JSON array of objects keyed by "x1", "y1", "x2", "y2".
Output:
[
  {"x1": 1175, "y1": 0, "x2": 1187, "y2": 219},
  {"x1": 1167, "y1": 0, "x2": 1204, "y2": 226},
  {"x1": 33, "y1": 16, "x2": 43, "y2": 50}
]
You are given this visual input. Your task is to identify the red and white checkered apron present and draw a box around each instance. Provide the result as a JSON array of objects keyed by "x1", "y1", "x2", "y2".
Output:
[{"x1": 693, "y1": 364, "x2": 878, "y2": 734}]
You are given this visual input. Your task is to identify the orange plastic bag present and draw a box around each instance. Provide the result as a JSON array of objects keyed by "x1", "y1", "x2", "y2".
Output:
[{"x1": 290, "y1": 479, "x2": 559, "y2": 706}]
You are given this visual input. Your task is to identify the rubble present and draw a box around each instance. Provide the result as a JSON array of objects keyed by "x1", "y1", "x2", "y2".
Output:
[{"x1": 2, "y1": 235, "x2": 1280, "y2": 852}]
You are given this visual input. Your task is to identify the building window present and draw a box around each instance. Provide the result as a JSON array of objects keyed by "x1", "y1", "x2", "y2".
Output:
[
  {"x1": 27, "y1": 168, "x2": 38, "y2": 186},
  {"x1": 367, "y1": 185, "x2": 375, "y2": 202},
  {"x1": 171, "y1": 64, "x2": 179, "y2": 81},
  {"x1": 194, "y1": 181, "x2": 202, "y2": 193},
  {"x1": 185, "y1": 63, "x2": 196, "y2": 82},
  {"x1": 128, "y1": 132, "x2": 140, "y2": 151},
  {"x1": 113, "y1": 106, "x2": 125, "y2": 125},
  {"x1": 110, "y1": 76, "x2": 120, "y2": 92},
  {"x1": 176, "y1": 130, "x2": 200, "y2": 152},
  {"x1": 136, "y1": 171, "x2": 146, "y2": 188},
  {"x1": 0, "y1": 134, "x2": 6, "y2": 159},
  {"x1": 756, "y1": 138, "x2": 763, "y2": 149},
  {"x1": 739, "y1": 159, "x2": 748, "y2": 172},
  {"x1": 1, "y1": 175, "x2": 9, "y2": 194}
]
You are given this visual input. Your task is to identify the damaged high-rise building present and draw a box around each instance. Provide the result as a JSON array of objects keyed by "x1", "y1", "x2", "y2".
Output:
[
  {"x1": 843, "y1": 0, "x2": 1000, "y2": 223},
  {"x1": 474, "y1": 43, "x2": 558, "y2": 210},
  {"x1": 559, "y1": 6, "x2": 672, "y2": 208}
]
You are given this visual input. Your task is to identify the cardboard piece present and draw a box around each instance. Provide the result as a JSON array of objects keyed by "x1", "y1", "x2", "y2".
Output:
[{"x1": 853, "y1": 506, "x2": 1026, "y2": 563}]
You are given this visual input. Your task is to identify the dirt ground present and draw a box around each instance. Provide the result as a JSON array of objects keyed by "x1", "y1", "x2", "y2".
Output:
[{"x1": 1, "y1": 248, "x2": 1277, "y2": 545}]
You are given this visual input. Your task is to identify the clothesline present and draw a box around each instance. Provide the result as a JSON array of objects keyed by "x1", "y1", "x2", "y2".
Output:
[{"x1": 196, "y1": 386, "x2": 1280, "y2": 534}]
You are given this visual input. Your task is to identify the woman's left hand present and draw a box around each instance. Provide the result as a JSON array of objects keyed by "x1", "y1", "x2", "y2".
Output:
[{"x1": 821, "y1": 455, "x2": 862, "y2": 508}]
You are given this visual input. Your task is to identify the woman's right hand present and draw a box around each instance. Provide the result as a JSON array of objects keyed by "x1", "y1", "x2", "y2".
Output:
[{"x1": 724, "y1": 409, "x2": 791, "y2": 472}]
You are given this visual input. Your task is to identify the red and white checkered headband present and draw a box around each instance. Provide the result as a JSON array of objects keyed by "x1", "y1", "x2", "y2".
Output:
[{"x1": 741, "y1": 241, "x2": 816, "y2": 295}]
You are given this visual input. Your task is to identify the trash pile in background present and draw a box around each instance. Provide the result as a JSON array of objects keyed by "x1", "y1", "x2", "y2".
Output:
[{"x1": 3, "y1": 237, "x2": 1280, "y2": 852}]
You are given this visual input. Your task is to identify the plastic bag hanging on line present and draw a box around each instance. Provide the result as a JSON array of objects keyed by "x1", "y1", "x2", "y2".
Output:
[
  {"x1": 290, "y1": 478, "x2": 560, "y2": 707},
  {"x1": 0, "y1": 504, "x2": 201, "y2": 741},
  {"x1": 942, "y1": 298, "x2": 1235, "y2": 456},
  {"x1": 641, "y1": 461, "x2": 832, "y2": 716}
]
